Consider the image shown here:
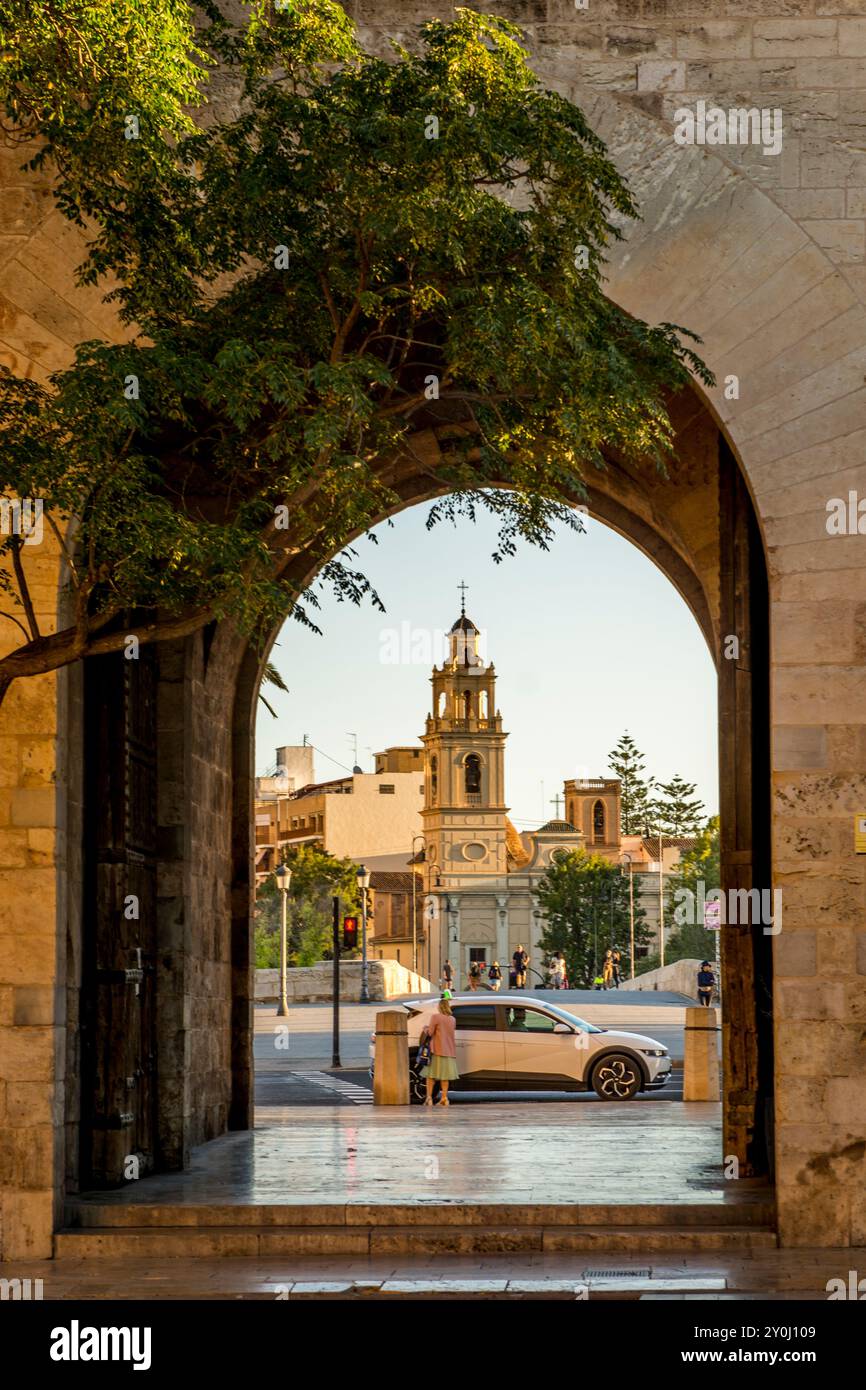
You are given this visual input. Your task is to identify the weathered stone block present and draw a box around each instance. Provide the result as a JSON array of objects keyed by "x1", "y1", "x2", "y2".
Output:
[
  {"x1": 772, "y1": 724, "x2": 828, "y2": 770},
  {"x1": 754, "y1": 19, "x2": 838, "y2": 58},
  {"x1": 838, "y1": 18, "x2": 866, "y2": 56},
  {"x1": 10, "y1": 787, "x2": 55, "y2": 828},
  {"x1": 636, "y1": 59, "x2": 684, "y2": 90},
  {"x1": 676, "y1": 22, "x2": 753, "y2": 61},
  {"x1": 774, "y1": 928, "x2": 817, "y2": 976},
  {"x1": 777, "y1": 980, "x2": 846, "y2": 1020},
  {"x1": 0, "y1": 1188, "x2": 54, "y2": 1259},
  {"x1": 12, "y1": 986, "x2": 57, "y2": 1027},
  {"x1": 0, "y1": 1026, "x2": 56, "y2": 1082}
]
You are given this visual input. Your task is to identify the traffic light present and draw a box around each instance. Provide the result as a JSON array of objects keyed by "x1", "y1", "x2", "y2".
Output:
[{"x1": 342, "y1": 915, "x2": 358, "y2": 951}]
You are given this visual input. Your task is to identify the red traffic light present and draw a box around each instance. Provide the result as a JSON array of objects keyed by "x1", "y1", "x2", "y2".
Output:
[{"x1": 342, "y1": 915, "x2": 359, "y2": 950}]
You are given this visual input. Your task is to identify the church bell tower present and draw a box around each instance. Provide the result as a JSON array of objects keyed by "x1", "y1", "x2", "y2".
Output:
[{"x1": 421, "y1": 590, "x2": 509, "y2": 889}]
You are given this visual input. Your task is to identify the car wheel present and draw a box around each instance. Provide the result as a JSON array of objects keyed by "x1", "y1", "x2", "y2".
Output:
[
  {"x1": 591, "y1": 1053, "x2": 641, "y2": 1101},
  {"x1": 409, "y1": 1064, "x2": 440, "y2": 1105}
]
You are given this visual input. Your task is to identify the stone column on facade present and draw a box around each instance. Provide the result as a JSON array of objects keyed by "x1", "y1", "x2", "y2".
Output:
[
  {"x1": 529, "y1": 893, "x2": 544, "y2": 986},
  {"x1": 446, "y1": 894, "x2": 460, "y2": 984},
  {"x1": 495, "y1": 892, "x2": 509, "y2": 978}
]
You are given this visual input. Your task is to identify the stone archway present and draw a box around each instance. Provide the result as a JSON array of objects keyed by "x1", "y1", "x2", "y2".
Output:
[{"x1": 3, "y1": 6, "x2": 866, "y2": 1258}]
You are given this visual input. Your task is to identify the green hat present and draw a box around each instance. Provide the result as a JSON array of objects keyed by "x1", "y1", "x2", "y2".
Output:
[{"x1": 440, "y1": 989, "x2": 452, "y2": 1000}]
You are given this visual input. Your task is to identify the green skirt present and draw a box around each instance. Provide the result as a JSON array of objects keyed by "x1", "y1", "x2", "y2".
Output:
[{"x1": 422, "y1": 1054, "x2": 459, "y2": 1081}]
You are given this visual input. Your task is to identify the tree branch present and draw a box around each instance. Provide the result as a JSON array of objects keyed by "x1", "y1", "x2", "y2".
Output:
[{"x1": 10, "y1": 537, "x2": 41, "y2": 641}]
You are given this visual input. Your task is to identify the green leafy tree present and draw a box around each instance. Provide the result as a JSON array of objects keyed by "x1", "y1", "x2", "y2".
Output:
[
  {"x1": 636, "y1": 816, "x2": 719, "y2": 974},
  {"x1": 536, "y1": 849, "x2": 649, "y2": 988},
  {"x1": 652, "y1": 774, "x2": 705, "y2": 837},
  {"x1": 0, "y1": 1, "x2": 711, "y2": 704},
  {"x1": 607, "y1": 730, "x2": 655, "y2": 835},
  {"x1": 254, "y1": 842, "x2": 360, "y2": 967}
]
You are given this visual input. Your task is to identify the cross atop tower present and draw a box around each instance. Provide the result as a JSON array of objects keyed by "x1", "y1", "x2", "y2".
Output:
[
  {"x1": 550, "y1": 793, "x2": 564, "y2": 819},
  {"x1": 457, "y1": 580, "x2": 469, "y2": 616}
]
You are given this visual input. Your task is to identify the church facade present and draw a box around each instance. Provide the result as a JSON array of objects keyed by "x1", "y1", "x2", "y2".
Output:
[{"x1": 419, "y1": 604, "x2": 622, "y2": 988}]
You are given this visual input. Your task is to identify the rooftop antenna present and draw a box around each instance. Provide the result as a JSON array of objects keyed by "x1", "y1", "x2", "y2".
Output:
[{"x1": 347, "y1": 732, "x2": 362, "y2": 773}]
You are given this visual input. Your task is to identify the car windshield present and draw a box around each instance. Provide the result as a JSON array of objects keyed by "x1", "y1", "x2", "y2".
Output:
[{"x1": 537, "y1": 1001, "x2": 602, "y2": 1033}]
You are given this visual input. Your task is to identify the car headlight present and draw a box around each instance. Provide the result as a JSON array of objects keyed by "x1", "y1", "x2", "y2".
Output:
[{"x1": 639, "y1": 1048, "x2": 667, "y2": 1057}]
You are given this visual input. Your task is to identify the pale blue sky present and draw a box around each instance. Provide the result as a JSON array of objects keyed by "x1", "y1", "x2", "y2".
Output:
[{"x1": 256, "y1": 503, "x2": 718, "y2": 827}]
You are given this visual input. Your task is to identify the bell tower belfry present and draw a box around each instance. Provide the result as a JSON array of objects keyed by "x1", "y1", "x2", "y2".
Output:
[{"x1": 421, "y1": 590, "x2": 509, "y2": 890}]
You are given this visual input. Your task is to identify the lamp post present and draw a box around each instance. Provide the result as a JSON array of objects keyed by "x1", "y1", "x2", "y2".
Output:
[
  {"x1": 620, "y1": 853, "x2": 635, "y2": 980},
  {"x1": 427, "y1": 861, "x2": 441, "y2": 984},
  {"x1": 411, "y1": 833, "x2": 427, "y2": 976},
  {"x1": 274, "y1": 862, "x2": 292, "y2": 1017},
  {"x1": 357, "y1": 863, "x2": 371, "y2": 1004},
  {"x1": 645, "y1": 823, "x2": 665, "y2": 968}
]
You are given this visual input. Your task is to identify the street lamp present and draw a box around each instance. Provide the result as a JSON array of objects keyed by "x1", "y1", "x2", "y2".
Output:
[
  {"x1": 644, "y1": 822, "x2": 666, "y2": 968},
  {"x1": 427, "y1": 860, "x2": 442, "y2": 984},
  {"x1": 274, "y1": 861, "x2": 292, "y2": 1017},
  {"x1": 411, "y1": 833, "x2": 427, "y2": 976},
  {"x1": 620, "y1": 853, "x2": 635, "y2": 980},
  {"x1": 357, "y1": 863, "x2": 371, "y2": 1004}
]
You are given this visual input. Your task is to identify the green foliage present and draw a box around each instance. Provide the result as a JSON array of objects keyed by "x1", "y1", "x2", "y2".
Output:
[
  {"x1": 0, "y1": 1, "x2": 712, "y2": 694},
  {"x1": 672, "y1": 814, "x2": 720, "y2": 896},
  {"x1": 636, "y1": 816, "x2": 720, "y2": 975},
  {"x1": 258, "y1": 659, "x2": 288, "y2": 718},
  {"x1": 254, "y1": 841, "x2": 360, "y2": 966},
  {"x1": 607, "y1": 730, "x2": 655, "y2": 835},
  {"x1": 652, "y1": 774, "x2": 706, "y2": 837},
  {"x1": 536, "y1": 849, "x2": 650, "y2": 988}
]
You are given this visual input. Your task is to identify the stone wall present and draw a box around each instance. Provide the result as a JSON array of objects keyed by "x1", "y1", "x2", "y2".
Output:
[{"x1": 255, "y1": 960, "x2": 433, "y2": 1003}]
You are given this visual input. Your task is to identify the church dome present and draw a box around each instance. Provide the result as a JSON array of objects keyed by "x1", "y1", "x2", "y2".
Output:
[{"x1": 450, "y1": 614, "x2": 479, "y2": 634}]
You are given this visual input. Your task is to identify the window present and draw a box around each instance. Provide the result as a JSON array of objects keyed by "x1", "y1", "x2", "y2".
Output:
[
  {"x1": 379, "y1": 784, "x2": 395, "y2": 795},
  {"x1": 593, "y1": 799, "x2": 606, "y2": 842},
  {"x1": 463, "y1": 689, "x2": 472, "y2": 720},
  {"x1": 465, "y1": 754, "x2": 481, "y2": 795},
  {"x1": 430, "y1": 755, "x2": 438, "y2": 803},
  {"x1": 506, "y1": 1006, "x2": 559, "y2": 1033},
  {"x1": 453, "y1": 1004, "x2": 497, "y2": 1031}
]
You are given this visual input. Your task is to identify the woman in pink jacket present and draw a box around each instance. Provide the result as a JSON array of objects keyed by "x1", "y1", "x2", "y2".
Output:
[{"x1": 420, "y1": 993, "x2": 460, "y2": 1106}]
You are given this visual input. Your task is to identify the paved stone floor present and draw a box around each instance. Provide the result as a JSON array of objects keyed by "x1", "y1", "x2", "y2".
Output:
[
  {"x1": 73, "y1": 1101, "x2": 726, "y2": 1209},
  {"x1": 2, "y1": 1249, "x2": 843, "y2": 1300}
]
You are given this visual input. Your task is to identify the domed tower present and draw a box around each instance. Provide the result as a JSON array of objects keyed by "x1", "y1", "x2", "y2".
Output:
[{"x1": 420, "y1": 591, "x2": 509, "y2": 891}]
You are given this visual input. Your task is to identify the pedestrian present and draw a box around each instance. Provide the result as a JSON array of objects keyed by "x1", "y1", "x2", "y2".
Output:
[
  {"x1": 468, "y1": 959, "x2": 480, "y2": 991},
  {"x1": 611, "y1": 946, "x2": 622, "y2": 988},
  {"x1": 602, "y1": 949, "x2": 614, "y2": 990},
  {"x1": 419, "y1": 992, "x2": 459, "y2": 1106},
  {"x1": 553, "y1": 951, "x2": 567, "y2": 989},
  {"x1": 488, "y1": 960, "x2": 502, "y2": 992},
  {"x1": 442, "y1": 959, "x2": 454, "y2": 992},
  {"x1": 512, "y1": 944, "x2": 529, "y2": 989},
  {"x1": 593, "y1": 974, "x2": 604, "y2": 991},
  {"x1": 697, "y1": 960, "x2": 716, "y2": 1007}
]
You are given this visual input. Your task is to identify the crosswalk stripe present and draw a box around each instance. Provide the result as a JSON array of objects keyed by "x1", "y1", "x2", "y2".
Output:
[{"x1": 300, "y1": 1071, "x2": 374, "y2": 1103}]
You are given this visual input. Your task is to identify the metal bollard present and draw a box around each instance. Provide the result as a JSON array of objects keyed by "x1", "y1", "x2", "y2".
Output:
[
  {"x1": 683, "y1": 1006, "x2": 720, "y2": 1101},
  {"x1": 373, "y1": 1009, "x2": 409, "y2": 1105}
]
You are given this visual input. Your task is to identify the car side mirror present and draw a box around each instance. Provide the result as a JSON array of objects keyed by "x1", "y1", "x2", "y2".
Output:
[{"x1": 553, "y1": 1023, "x2": 572, "y2": 1033}]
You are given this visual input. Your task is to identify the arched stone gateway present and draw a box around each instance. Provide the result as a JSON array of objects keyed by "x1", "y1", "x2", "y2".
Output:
[{"x1": 3, "y1": 6, "x2": 866, "y2": 1257}]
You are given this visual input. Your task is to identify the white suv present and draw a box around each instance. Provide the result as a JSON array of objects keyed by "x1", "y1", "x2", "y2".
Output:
[{"x1": 370, "y1": 994, "x2": 672, "y2": 1103}]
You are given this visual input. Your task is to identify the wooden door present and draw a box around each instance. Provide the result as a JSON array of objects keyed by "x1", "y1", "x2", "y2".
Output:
[
  {"x1": 80, "y1": 646, "x2": 158, "y2": 1187},
  {"x1": 718, "y1": 437, "x2": 774, "y2": 1177}
]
